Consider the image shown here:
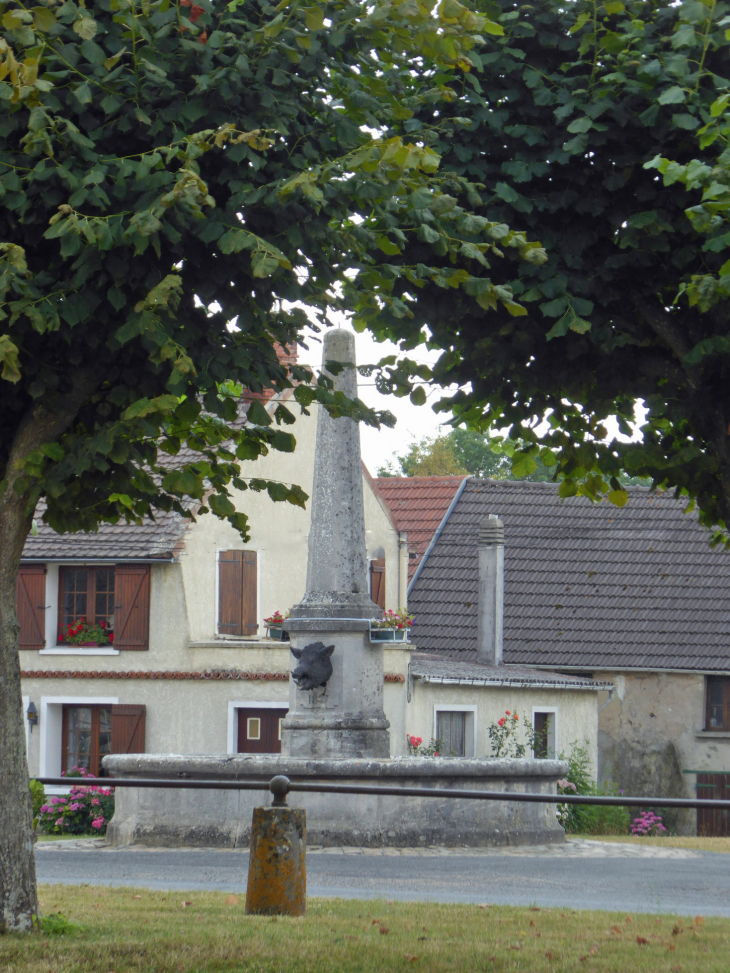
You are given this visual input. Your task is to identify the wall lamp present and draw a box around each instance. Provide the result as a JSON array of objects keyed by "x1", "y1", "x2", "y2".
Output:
[{"x1": 26, "y1": 701, "x2": 38, "y2": 733}]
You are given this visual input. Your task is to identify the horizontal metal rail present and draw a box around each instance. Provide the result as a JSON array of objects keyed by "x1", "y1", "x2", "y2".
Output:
[{"x1": 32, "y1": 776, "x2": 730, "y2": 811}]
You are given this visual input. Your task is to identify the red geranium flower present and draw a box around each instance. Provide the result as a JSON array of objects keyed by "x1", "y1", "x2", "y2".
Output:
[
  {"x1": 505, "y1": 710, "x2": 511, "y2": 716},
  {"x1": 498, "y1": 718, "x2": 506, "y2": 727},
  {"x1": 109, "y1": 633, "x2": 114, "y2": 643}
]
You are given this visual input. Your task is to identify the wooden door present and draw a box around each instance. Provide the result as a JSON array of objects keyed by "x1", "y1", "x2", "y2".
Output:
[
  {"x1": 697, "y1": 773, "x2": 730, "y2": 836},
  {"x1": 237, "y1": 708, "x2": 288, "y2": 754}
]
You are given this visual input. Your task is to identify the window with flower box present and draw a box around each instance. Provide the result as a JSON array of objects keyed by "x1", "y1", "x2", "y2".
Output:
[{"x1": 59, "y1": 567, "x2": 115, "y2": 644}]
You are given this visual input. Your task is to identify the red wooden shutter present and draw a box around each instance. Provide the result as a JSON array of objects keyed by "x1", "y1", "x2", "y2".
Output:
[
  {"x1": 370, "y1": 558, "x2": 386, "y2": 610},
  {"x1": 111, "y1": 705, "x2": 146, "y2": 754},
  {"x1": 114, "y1": 565, "x2": 150, "y2": 650},
  {"x1": 16, "y1": 564, "x2": 46, "y2": 649},
  {"x1": 218, "y1": 550, "x2": 257, "y2": 636}
]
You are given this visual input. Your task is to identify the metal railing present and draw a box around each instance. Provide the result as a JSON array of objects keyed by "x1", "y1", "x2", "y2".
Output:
[{"x1": 32, "y1": 776, "x2": 730, "y2": 810}]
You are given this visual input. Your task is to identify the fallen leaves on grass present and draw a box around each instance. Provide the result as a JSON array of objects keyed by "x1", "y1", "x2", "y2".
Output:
[
  {"x1": 225, "y1": 895, "x2": 239, "y2": 906},
  {"x1": 636, "y1": 936, "x2": 649, "y2": 945},
  {"x1": 379, "y1": 927, "x2": 389, "y2": 936},
  {"x1": 403, "y1": 955, "x2": 419, "y2": 963}
]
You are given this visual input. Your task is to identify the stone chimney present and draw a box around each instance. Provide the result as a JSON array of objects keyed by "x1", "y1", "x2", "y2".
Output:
[{"x1": 477, "y1": 514, "x2": 504, "y2": 666}]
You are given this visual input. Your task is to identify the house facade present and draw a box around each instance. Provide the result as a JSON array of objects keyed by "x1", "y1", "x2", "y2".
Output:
[
  {"x1": 18, "y1": 409, "x2": 605, "y2": 796},
  {"x1": 406, "y1": 477, "x2": 730, "y2": 834}
]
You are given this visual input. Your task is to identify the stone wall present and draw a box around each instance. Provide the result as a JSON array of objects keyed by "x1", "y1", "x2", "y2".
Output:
[{"x1": 104, "y1": 753, "x2": 569, "y2": 848}]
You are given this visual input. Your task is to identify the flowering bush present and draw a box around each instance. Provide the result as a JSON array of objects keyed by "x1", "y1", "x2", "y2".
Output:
[
  {"x1": 407, "y1": 735, "x2": 441, "y2": 757},
  {"x1": 36, "y1": 768, "x2": 115, "y2": 836},
  {"x1": 487, "y1": 710, "x2": 535, "y2": 758},
  {"x1": 556, "y1": 741, "x2": 630, "y2": 835},
  {"x1": 372, "y1": 608, "x2": 414, "y2": 631},
  {"x1": 631, "y1": 810, "x2": 667, "y2": 836},
  {"x1": 264, "y1": 610, "x2": 290, "y2": 626},
  {"x1": 62, "y1": 619, "x2": 113, "y2": 646}
]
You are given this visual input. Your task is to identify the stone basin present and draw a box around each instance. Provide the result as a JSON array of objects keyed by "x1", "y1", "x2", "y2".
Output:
[{"x1": 103, "y1": 753, "x2": 568, "y2": 848}]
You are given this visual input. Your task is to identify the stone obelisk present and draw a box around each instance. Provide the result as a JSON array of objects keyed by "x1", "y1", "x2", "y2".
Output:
[{"x1": 281, "y1": 329, "x2": 390, "y2": 759}]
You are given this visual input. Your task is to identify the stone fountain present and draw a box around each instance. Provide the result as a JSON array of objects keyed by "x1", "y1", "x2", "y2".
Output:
[{"x1": 105, "y1": 330, "x2": 567, "y2": 848}]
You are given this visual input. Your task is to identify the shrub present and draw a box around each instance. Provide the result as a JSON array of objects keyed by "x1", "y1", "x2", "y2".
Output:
[
  {"x1": 487, "y1": 710, "x2": 537, "y2": 758},
  {"x1": 29, "y1": 779, "x2": 46, "y2": 826},
  {"x1": 632, "y1": 810, "x2": 667, "y2": 836},
  {"x1": 407, "y1": 735, "x2": 442, "y2": 756},
  {"x1": 36, "y1": 768, "x2": 114, "y2": 836},
  {"x1": 557, "y1": 741, "x2": 630, "y2": 836}
]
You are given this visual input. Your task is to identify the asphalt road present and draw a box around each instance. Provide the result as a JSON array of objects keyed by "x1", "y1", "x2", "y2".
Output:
[{"x1": 34, "y1": 844, "x2": 730, "y2": 917}]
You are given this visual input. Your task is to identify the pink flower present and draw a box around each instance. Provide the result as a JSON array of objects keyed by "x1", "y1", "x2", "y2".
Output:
[
  {"x1": 56, "y1": 818, "x2": 63, "y2": 826},
  {"x1": 91, "y1": 817, "x2": 105, "y2": 830},
  {"x1": 91, "y1": 798, "x2": 100, "y2": 806}
]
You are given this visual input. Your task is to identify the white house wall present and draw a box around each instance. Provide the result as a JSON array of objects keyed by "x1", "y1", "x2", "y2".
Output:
[{"x1": 405, "y1": 679, "x2": 599, "y2": 771}]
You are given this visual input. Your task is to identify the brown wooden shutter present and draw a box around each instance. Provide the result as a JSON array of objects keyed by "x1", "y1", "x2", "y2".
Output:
[
  {"x1": 218, "y1": 550, "x2": 257, "y2": 636},
  {"x1": 111, "y1": 704, "x2": 146, "y2": 754},
  {"x1": 16, "y1": 564, "x2": 46, "y2": 649},
  {"x1": 114, "y1": 565, "x2": 150, "y2": 650},
  {"x1": 370, "y1": 558, "x2": 386, "y2": 610}
]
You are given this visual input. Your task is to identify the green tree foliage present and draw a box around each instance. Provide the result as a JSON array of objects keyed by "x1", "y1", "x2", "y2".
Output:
[
  {"x1": 363, "y1": 0, "x2": 730, "y2": 540},
  {"x1": 0, "y1": 0, "x2": 537, "y2": 931},
  {"x1": 379, "y1": 429, "x2": 650, "y2": 482}
]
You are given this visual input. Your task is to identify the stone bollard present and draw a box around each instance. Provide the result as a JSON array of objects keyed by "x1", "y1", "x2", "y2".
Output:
[{"x1": 245, "y1": 775, "x2": 306, "y2": 916}]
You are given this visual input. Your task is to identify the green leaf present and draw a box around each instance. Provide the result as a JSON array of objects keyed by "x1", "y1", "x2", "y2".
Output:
[
  {"x1": 304, "y1": 6, "x2": 324, "y2": 30},
  {"x1": 376, "y1": 235, "x2": 401, "y2": 255},
  {"x1": 251, "y1": 252, "x2": 282, "y2": 277},
  {"x1": 247, "y1": 398, "x2": 272, "y2": 426},
  {"x1": 511, "y1": 451, "x2": 538, "y2": 477},
  {"x1": 540, "y1": 297, "x2": 569, "y2": 318},
  {"x1": 32, "y1": 7, "x2": 56, "y2": 31},
  {"x1": 658, "y1": 86, "x2": 686, "y2": 105},
  {"x1": 566, "y1": 116, "x2": 592, "y2": 134},
  {"x1": 73, "y1": 17, "x2": 98, "y2": 40},
  {"x1": 209, "y1": 492, "x2": 237, "y2": 517},
  {"x1": 494, "y1": 181, "x2": 519, "y2": 203},
  {"x1": 409, "y1": 385, "x2": 427, "y2": 405},
  {"x1": 608, "y1": 488, "x2": 629, "y2": 507},
  {"x1": 0, "y1": 334, "x2": 21, "y2": 383}
]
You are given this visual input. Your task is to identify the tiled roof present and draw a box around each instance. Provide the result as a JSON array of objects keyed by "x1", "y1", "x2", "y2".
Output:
[
  {"x1": 410, "y1": 654, "x2": 611, "y2": 690},
  {"x1": 21, "y1": 502, "x2": 188, "y2": 561},
  {"x1": 408, "y1": 478, "x2": 730, "y2": 673},
  {"x1": 374, "y1": 476, "x2": 469, "y2": 582}
]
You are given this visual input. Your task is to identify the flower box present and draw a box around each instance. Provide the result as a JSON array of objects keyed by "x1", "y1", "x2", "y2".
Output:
[
  {"x1": 265, "y1": 626, "x2": 288, "y2": 642},
  {"x1": 370, "y1": 628, "x2": 409, "y2": 642}
]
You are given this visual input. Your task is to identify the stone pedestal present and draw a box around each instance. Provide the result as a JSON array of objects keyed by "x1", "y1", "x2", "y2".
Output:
[{"x1": 282, "y1": 619, "x2": 389, "y2": 759}]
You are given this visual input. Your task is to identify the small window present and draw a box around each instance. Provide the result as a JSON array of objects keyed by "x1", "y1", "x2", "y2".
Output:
[
  {"x1": 62, "y1": 705, "x2": 112, "y2": 776},
  {"x1": 706, "y1": 677, "x2": 730, "y2": 731},
  {"x1": 533, "y1": 711, "x2": 556, "y2": 759},
  {"x1": 436, "y1": 711, "x2": 466, "y2": 756},
  {"x1": 58, "y1": 567, "x2": 115, "y2": 643},
  {"x1": 247, "y1": 717, "x2": 261, "y2": 741}
]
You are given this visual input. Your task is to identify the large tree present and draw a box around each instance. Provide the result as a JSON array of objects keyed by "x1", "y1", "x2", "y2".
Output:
[
  {"x1": 0, "y1": 0, "x2": 534, "y2": 930},
  {"x1": 359, "y1": 0, "x2": 730, "y2": 538}
]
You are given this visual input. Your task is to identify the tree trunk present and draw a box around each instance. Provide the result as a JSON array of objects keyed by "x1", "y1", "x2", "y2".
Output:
[
  {"x1": 0, "y1": 500, "x2": 38, "y2": 932},
  {"x1": 0, "y1": 372, "x2": 99, "y2": 932}
]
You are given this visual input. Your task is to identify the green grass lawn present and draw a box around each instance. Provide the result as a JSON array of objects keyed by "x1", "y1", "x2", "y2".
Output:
[
  {"x1": 1, "y1": 886, "x2": 725, "y2": 973},
  {"x1": 581, "y1": 835, "x2": 730, "y2": 853}
]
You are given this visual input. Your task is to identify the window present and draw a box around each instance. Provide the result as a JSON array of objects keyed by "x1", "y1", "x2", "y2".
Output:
[
  {"x1": 59, "y1": 703, "x2": 145, "y2": 777},
  {"x1": 532, "y1": 711, "x2": 557, "y2": 759},
  {"x1": 706, "y1": 677, "x2": 730, "y2": 731},
  {"x1": 59, "y1": 567, "x2": 115, "y2": 640},
  {"x1": 218, "y1": 551, "x2": 258, "y2": 637},
  {"x1": 237, "y1": 707, "x2": 288, "y2": 753},
  {"x1": 62, "y1": 705, "x2": 112, "y2": 776},
  {"x1": 437, "y1": 711, "x2": 466, "y2": 756},
  {"x1": 369, "y1": 558, "x2": 386, "y2": 609}
]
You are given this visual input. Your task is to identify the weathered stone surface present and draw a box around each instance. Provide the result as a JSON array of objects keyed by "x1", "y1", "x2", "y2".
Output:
[
  {"x1": 246, "y1": 806, "x2": 306, "y2": 916},
  {"x1": 104, "y1": 753, "x2": 568, "y2": 848},
  {"x1": 289, "y1": 329, "x2": 380, "y2": 622}
]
